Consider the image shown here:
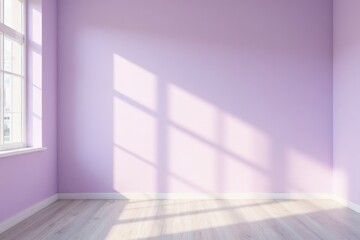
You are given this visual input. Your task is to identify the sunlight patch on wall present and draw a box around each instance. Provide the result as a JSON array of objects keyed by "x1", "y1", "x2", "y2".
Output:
[
  {"x1": 31, "y1": 116, "x2": 42, "y2": 147},
  {"x1": 30, "y1": 61, "x2": 43, "y2": 147},
  {"x1": 109, "y1": 55, "x2": 325, "y2": 194},
  {"x1": 113, "y1": 54, "x2": 157, "y2": 111},
  {"x1": 333, "y1": 168, "x2": 349, "y2": 198},
  {"x1": 167, "y1": 126, "x2": 217, "y2": 192},
  {"x1": 168, "y1": 84, "x2": 217, "y2": 143},
  {"x1": 28, "y1": 1, "x2": 43, "y2": 147},
  {"x1": 113, "y1": 97, "x2": 157, "y2": 162},
  {"x1": 113, "y1": 145, "x2": 157, "y2": 192},
  {"x1": 222, "y1": 154, "x2": 267, "y2": 192},
  {"x1": 222, "y1": 113, "x2": 270, "y2": 163},
  {"x1": 30, "y1": 8, "x2": 42, "y2": 45},
  {"x1": 31, "y1": 51, "x2": 42, "y2": 118},
  {"x1": 113, "y1": 97, "x2": 158, "y2": 192}
]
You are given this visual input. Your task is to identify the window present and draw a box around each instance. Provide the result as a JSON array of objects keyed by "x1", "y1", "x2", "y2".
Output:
[{"x1": 0, "y1": 0, "x2": 25, "y2": 150}]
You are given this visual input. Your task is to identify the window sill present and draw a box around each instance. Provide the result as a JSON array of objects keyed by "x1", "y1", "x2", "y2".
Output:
[{"x1": 0, "y1": 147, "x2": 47, "y2": 158}]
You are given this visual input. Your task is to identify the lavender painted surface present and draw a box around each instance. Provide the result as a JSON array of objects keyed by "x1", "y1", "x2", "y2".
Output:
[
  {"x1": 333, "y1": 0, "x2": 360, "y2": 205},
  {"x1": 58, "y1": 0, "x2": 333, "y2": 194},
  {"x1": 0, "y1": 0, "x2": 57, "y2": 221}
]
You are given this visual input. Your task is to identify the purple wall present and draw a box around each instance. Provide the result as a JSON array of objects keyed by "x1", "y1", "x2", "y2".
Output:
[
  {"x1": 333, "y1": 0, "x2": 360, "y2": 205},
  {"x1": 0, "y1": 0, "x2": 57, "y2": 221},
  {"x1": 58, "y1": 0, "x2": 333, "y2": 194}
]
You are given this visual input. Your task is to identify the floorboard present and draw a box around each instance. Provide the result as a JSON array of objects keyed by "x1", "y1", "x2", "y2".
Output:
[{"x1": 1, "y1": 199, "x2": 359, "y2": 240}]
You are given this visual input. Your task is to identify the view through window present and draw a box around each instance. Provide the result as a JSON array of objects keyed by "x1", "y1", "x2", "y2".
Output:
[{"x1": 0, "y1": 0, "x2": 25, "y2": 150}]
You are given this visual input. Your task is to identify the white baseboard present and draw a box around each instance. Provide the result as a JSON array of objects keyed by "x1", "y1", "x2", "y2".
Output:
[
  {"x1": 59, "y1": 192, "x2": 130, "y2": 200},
  {"x1": 332, "y1": 195, "x2": 360, "y2": 213},
  {"x1": 58, "y1": 192, "x2": 332, "y2": 200},
  {"x1": 0, "y1": 194, "x2": 58, "y2": 234}
]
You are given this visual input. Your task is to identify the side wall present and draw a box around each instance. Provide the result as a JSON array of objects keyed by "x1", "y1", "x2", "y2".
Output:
[
  {"x1": 0, "y1": 0, "x2": 57, "y2": 221},
  {"x1": 333, "y1": 0, "x2": 360, "y2": 204},
  {"x1": 58, "y1": 0, "x2": 333, "y2": 194}
]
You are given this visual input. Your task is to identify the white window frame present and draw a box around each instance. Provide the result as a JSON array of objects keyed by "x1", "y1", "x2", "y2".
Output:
[{"x1": 0, "y1": 0, "x2": 26, "y2": 151}]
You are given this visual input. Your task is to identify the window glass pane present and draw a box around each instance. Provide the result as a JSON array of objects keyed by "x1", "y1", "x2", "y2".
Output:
[
  {"x1": 3, "y1": 73, "x2": 22, "y2": 144},
  {"x1": 4, "y1": 35, "x2": 22, "y2": 75},
  {"x1": 0, "y1": 33, "x2": 3, "y2": 70},
  {"x1": 0, "y1": 0, "x2": 3, "y2": 23},
  {"x1": 4, "y1": 0, "x2": 23, "y2": 33}
]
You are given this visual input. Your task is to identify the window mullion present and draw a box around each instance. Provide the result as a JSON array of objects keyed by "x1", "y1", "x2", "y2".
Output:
[
  {"x1": 0, "y1": 70, "x2": 24, "y2": 79},
  {"x1": 0, "y1": 23, "x2": 24, "y2": 43}
]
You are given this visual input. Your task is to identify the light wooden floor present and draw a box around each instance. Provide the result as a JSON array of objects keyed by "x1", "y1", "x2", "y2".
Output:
[{"x1": 1, "y1": 199, "x2": 360, "y2": 240}]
